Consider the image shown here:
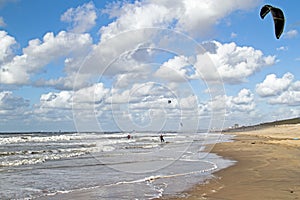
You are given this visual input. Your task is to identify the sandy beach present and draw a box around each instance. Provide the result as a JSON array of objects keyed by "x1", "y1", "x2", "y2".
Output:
[{"x1": 163, "y1": 124, "x2": 300, "y2": 200}]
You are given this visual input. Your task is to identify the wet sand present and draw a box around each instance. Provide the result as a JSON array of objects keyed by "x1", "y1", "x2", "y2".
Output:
[{"x1": 163, "y1": 124, "x2": 300, "y2": 200}]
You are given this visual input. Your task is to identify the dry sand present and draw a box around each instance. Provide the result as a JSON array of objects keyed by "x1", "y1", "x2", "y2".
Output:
[{"x1": 162, "y1": 124, "x2": 300, "y2": 200}]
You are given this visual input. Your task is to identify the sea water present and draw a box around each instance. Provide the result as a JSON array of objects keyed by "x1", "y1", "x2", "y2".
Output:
[{"x1": 0, "y1": 132, "x2": 235, "y2": 199}]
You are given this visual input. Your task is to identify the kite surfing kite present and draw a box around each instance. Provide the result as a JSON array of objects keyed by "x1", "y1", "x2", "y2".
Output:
[{"x1": 260, "y1": 4, "x2": 285, "y2": 39}]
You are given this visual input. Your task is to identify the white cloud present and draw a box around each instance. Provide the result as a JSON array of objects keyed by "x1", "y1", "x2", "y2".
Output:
[
  {"x1": 195, "y1": 41, "x2": 276, "y2": 84},
  {"x1": 174, "y1": 0, "x2": 258, "y2": 35},
  {"x1": 114, "y1": 71, "x2": 150, "y2": 89},
  {"x1": 39, "y1": 91, "x2": 73, "y2": 110},
  {"x1": 34, "y1": 73, "x2": 91, "y2": 91},
  {"x1": 39, "y1": 83, "x2": 108, "y2": 110},
  {"x1": 207, "y1": 95, "x2": 226, "y2": 113},
  {"x1": 73, "y1": 35, "x2": 275, "y2": 130},
  {"x1": 284, "y1": 29, "x2": 298, "y2": 39},
  {"x1": 210, "y1": 88, "x2": 262, "y2": 127},
  {"x1": 204, "y1": 88, "x2": 256, "y2": 128},
  {"x1": 80, "y1": 29, "x2": 155, "y2": 79},
  {"x1": 269, "y1": 90, "x2": 300, "y2": 106},
  {"x1": 155, "y1": 55, "x2": 198, "y2": 82},
  {"x1": 74, "y1": 83, "x2": 108, "y2": 105},
  {"x1": 88, "y1": 81, "x2": 178, "y2": 131},
  {"x1": 0, "y1": 31, "x2": 16, "y2": 64},
  {"x1": 0, "y1": 31, "x2": 93, "y2": 85},
  {"x1": 210, "y1": 89, "x2": 255, "y2": 114},
  {"x1": 78, "y1": 0, "x2": 266, "y2": 95},
  {"x1": 107, "y1": 82, "x2": 172, "y2": 105},
  {"x1": 276, "y1": 46, "x2": 288, "y2": 51},
  {"x1": 100, "y1": 1, "x2": 173, "y2": 41},
  {"x1": 0, "y1": 91, "x2": 29, "y2": 119},
  {"x1": 256, "y1": 72, "x2": 300, "y2": 106},
  {"x1": 0, "y1": 17, "x2": 6, "y2": 27},
  {"x1": 231, "y1": 32, "x2": 237, "y2": 38},
  {"x1": 291, "y1": 81, "x2": 300, "y2": 91},
  {"x1": 2, "y1": 0, "x2": 280, "y2": 131},
  {"x1": 34, "y1": 83, "x2": 109, "y2": 123},
  {"x1": 179, "y1": 94, "x2": 198, "y2": 110},
  {"x1": 256, "y1": 73, "x2": 294, "y2": 97},
  {"x1": 100, "y1": 0, "x2": 260, "y2": 41},
  {"x1": 61, "y1": 2, "x2": 97, "y2": 33},
  {"x1": 228, "y1": 89, "x2": 255, "y2": 112}
]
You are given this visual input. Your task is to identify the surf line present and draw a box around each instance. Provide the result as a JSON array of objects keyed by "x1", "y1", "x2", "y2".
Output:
[{"x1": 35, "y1": 160, "x2": 218, "y2": 199}]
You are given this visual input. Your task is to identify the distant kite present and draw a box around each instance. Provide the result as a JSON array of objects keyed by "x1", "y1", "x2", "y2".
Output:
[{"x1": 260, "y1": 4, "x2": 285, "y2": 39}]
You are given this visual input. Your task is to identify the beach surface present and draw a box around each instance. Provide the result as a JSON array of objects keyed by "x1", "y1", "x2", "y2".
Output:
[{"x1": 163, "y1": 124, "x2": 300, "y2": 200}]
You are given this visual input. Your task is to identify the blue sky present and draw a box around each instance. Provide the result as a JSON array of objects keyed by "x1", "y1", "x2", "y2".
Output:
[{"x1": 0, "y1": 0, "x2": 299, "y2": 132}]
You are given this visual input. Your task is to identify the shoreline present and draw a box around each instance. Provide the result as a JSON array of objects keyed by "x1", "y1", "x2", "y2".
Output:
[{"x1": 162, "y1": 124, "x2": 300, "y2": 199}]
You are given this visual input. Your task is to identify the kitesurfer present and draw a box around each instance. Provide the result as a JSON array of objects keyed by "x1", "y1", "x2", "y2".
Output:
[{"x1": 160, "y1": 134, "x2": 165, "y2": 142}]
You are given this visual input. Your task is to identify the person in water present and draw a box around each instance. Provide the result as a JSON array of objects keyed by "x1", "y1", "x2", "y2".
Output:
[
  {"x1": 160, "y1": 134, "x2": 165, "y2": 142},
  {"x1": 127, "y1": 134, "x2": 131, "y2": 139}
]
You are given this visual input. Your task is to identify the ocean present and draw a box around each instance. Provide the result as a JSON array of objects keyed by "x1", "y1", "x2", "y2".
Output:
[{"x1": 0, "y1": 132, "x2": 235, "y2": 200}]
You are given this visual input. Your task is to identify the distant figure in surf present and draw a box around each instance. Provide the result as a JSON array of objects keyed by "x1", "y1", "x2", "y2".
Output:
[
  {"x1": 127, "y1": 134, "x2": 131, "y2": 139},
  {"x1": 160, "y1": 134, "x2": 165, "y2": 142}
]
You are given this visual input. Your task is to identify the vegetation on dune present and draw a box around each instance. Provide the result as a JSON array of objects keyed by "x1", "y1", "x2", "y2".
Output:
[{"x1": 224, "y1": 117, "x2": 300, "y2": 132}]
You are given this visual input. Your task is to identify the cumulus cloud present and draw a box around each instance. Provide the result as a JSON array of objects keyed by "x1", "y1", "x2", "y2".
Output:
[
  {"x1": 0, "y1": 91, "x2": 29, "y2": 109},
  {"x1": 72, "y1": 35, "x2": 275, "y2": 130},
  {"x1": 61, "y1": 2, "x2": 97, "y2": 33},
  {"x1": 205, "y1": 88, "x2": 256, "y2": 128},
  {"x1": 256, "y1": 72, "x2": 300, "y2": 106},
  {"x1": 34, "y1": 83, "x2": 109, "y2": 123},
  {"x1": 284, "y1": 29, "x2": 298, "y2": 39},
  {"x1": 291, "y1": 81, "x2": 300, "y2": 91},
  {"x1": 78, "y1": 0, "x2": 267, "y2": 92},
  {"x1": 80, "y1": 28, "x2": 157, "y2": 79},
  {"x1": 1, "y1": 0, "x2": 280, "y2": 130},
  {"x1": 114, "y1": 70, "x2": 151, "y2": 89},
  {"x1": 256, "y1": 73, "x2": 294, "y2": 97},
  {"x1": 100, "y1": 1, "x2": 173, "y2": 41},
  {"x1": 0, "y1": 31, "x2": 93, "y2": 85},
  {"x1": 195, "y1": 41, "x2": 276, "y2": 84},
  {"x1": 228, "y1": 89, "x2": 255, "y2": 112},
  {"x1": 155, "y1": 55, "x2": 198, "y2": 82},
  {"x1": 0, "y1": 31, "x2": 16, "y2": 64},
  {"x1": 74, "y1": 83, "x2": 108, "y2": 105},
  {"x1": 39, "y1": 83, "x2": 108, "y2": 110},
  {"x1": 0, "y1": 91, "x2": 29, "y2": 119},
  {"x1": 179, "y1": 94, "x2": 198, "y2": 110},
  {"x1": 39, "y1": 91, "x2": 73, "y2": 110},
  {"x1": 100, "y1": 0, "x2": 260, "y2": 41},
  {"x1": 34, "y1": 73, "x2": 91, "y2": 90},
  {"x1": 110, "y1": 86, "x2": 199, "y2": 131},
  {"x1": 107, "y1": 82, "x2": 173, "y2": 105},
  {"x1": 269, "y1": 90, "x2": 300, "y2": 106},
  {"x1": 209, "y1": 89, "x2": 255, "y2": 114}
]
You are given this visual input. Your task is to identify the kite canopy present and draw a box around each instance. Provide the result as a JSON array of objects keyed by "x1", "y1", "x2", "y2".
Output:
[{"x1": 260, "y1": 4, "x2": 285, "y2": 39}]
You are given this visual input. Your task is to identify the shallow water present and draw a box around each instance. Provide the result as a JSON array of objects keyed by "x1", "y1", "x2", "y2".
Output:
[{"x1": 0, "y1": 132, "x2": 234, "y2": 199}]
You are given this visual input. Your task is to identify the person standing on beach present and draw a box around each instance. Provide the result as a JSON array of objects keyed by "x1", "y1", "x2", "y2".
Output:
[{"x1": 160, "y1": 134, "x2": 165, "y2": 142}]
